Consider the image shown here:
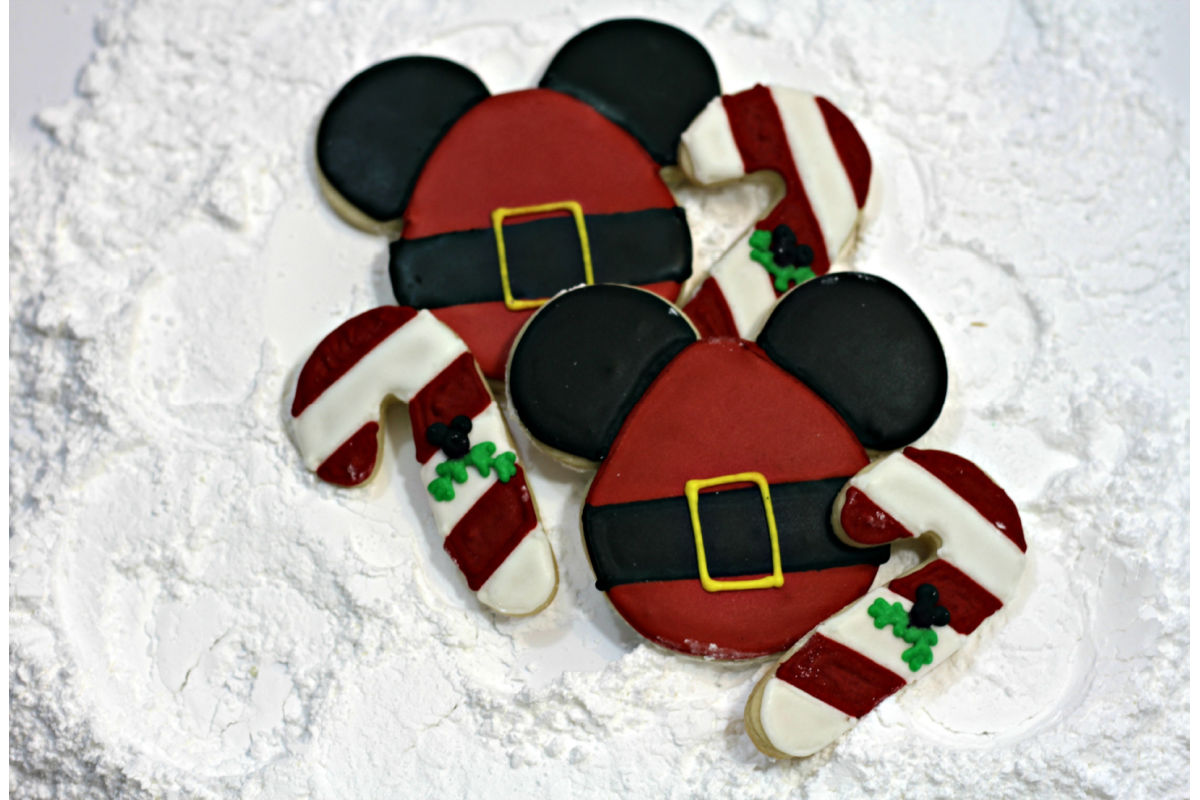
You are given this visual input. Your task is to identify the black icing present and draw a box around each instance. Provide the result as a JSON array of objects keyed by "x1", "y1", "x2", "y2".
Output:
[
  {"x1": 539, "y1": 19, "x2": 720, "y2": 165},
  {"x1": 508, "y1": 284, "x2": 698, "y2": 462},
  {"x1": 908, "y1": 583, "x2": 951, "y2": 629},
  {"x1": 426, "y1": 416, "x2": 473, "y2": 459},
  {"x1": 316, "y1": 57, "x2": 490, "y2": 224},
  {"x1": 390, "y1": 207, "x2": 692, "y2": 308},
  {"x1": 757, "y1": 273, "x2": 947, "y2": 452},
  {"x1": 769, "y1": 225, "x2": 814, "y2": 268},
  {"x1": 582, "y1": 478, "x2": 889, "y2": 590}
]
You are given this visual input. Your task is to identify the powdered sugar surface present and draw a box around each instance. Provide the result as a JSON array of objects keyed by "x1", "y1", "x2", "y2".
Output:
[{"x1": 9, "y1": 1, "x2": 1187, "y2": 797}]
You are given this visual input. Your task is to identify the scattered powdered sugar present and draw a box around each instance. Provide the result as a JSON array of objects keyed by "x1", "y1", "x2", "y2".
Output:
[{"x1": 9, "y1": 0, "x2": 1187, "y2": 797}]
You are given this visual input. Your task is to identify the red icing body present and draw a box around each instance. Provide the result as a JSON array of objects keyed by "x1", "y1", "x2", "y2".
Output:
[
  {"x1": 587, "y1": 339, "x2": 876, "y2": 658},
  {"x1": 403, "y1": 89, "x2": 675, "y2": 239},
  {"x1": 444, "y1": 465, "x2": 538, "y2": 591}
]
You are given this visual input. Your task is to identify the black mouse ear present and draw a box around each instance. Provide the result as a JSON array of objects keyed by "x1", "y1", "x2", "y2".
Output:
[
  {"x1": 756, "y1": 273, "x2": 947, "y2": 451},
  {"x1": 508, "y1": 284, "x2": 698, "y2": 463},
  {"x1": 539, "y1": 19, "x2": 719, "y2": 166},
  {"x1": 316, "y1": 57, "x2": 490, "y2": 233}
]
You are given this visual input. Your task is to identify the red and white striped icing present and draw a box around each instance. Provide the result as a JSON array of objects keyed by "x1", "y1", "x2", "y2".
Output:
[
  {"x1": 289, "y1": 306, "x2": 556, "y2": 615},
  {"x1": 679, "y1": 85, "x2": 872, "y2": 340},
  {"x1": 749, "y1": 448, "x2": 1026, "y2": 758}
]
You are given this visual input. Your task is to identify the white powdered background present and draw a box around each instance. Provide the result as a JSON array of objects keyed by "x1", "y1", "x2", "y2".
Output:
[{"x1": 9, "y1": 0, "x2": 1187, "y2": 797}]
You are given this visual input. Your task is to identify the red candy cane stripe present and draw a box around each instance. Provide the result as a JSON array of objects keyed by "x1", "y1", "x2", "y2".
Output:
[
  {"x1": 679, "y1": 85, "x2": 872, "y2": 339},
  {"x1": 748, "y1": 448, "x2": 1025, "y2": 758},
  {"x1": 289, "y1": 307, "x2": 557, "y2": 615}
]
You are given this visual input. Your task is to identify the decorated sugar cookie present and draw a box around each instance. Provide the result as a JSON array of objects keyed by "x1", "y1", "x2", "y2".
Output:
[
  {"x1": 314, "y1": 19, "x2": 720, "y2": 378},
  {"x1": 680, "y1": 85, "x2": 872, "y2": 340},
  {"x1": 289, "y1": 307, "x2": 556, "y2": 615},
  {"x1": 745, "y1": 447, "x2": 1026, "y2": 757},
  {"x1": 507, "y1": 274, "x2": 949, "y2": 658}
]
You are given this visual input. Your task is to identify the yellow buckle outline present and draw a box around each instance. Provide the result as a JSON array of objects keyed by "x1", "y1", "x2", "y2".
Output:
[
  {"x1": 685, "y1": 471, "x2": 784, "y2": 593},
  {"x1": 491, "y1": 201, "x2": 594, "y2": 311}
]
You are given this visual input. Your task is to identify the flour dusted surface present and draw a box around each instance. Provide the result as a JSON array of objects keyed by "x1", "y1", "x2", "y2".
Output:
[{"x1": 9, "y1": 1, "x2": 1187, "y2": 798}]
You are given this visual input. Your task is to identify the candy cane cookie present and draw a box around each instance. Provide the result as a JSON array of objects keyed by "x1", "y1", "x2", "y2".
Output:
[
  {"x1": 289, "y1": 306, "x2": 557, "y2": 615},
  {"x1": 678, "y1": 85, "x2": 872, "y2": 339},
  {"x1": 745, "y1": 447, "x2": 1026, "y2": 758}
]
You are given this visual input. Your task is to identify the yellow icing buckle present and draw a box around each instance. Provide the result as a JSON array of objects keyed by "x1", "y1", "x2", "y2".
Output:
[
  {"x1": 684, "y1": 472, "x2": 784, "y2": 593},
  {"x1": 491, "y1": 201, "x2": 594, "y2": 311}
]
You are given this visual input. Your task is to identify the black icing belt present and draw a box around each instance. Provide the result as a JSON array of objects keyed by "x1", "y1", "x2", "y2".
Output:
[
  {"x1": 582, "y1": 478, "x2": 890, "y2": 591},
  {"x1": 388, "y1": 207, "x2": 692, "y2": 308}
]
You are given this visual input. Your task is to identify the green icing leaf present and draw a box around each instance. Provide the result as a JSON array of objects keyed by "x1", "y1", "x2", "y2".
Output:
[
  {"x1": 867, "y1": 597, "x2": 941, "y2": 673},
  {"x1": 749, "y1": 229, "x2": 773, "y2": 249},
  {"x1": 493, "y1": 451, "x2": 517, "y2": 483},
  {"x1": 428, "y1": 476, "x2": 456, "y2": 502},
  {"x1": 747, "y1": 230, "x2": 817, "y2": 292},
  {"x1": 426, "y1": 440, "x2": 519, "y2": 502}
]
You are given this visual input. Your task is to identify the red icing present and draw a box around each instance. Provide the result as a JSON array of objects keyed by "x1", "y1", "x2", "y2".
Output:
[
  {"x1": 839, "y1": 486, "x2": 915, "y2": 545},
  {"x1": 682, "y1": 275, "x2": 738, "y2": 339},
  {"x1": 606, "y1": 564, "x2": 880, "y2": 659},
  {"x1": 403, "y1": 89, "x2": 675, "y2": 240},
  {"x1": 292, "y1": 306, "x2": 417, "y2": 416},
  {"x1": 430, "y1": 280, "x2": 682, "y2": 379},
  {"x1": 587, "y1": 339, "x2": 868, "y2": 507},
  {"x1": 816, "y1": 97, "x2": 872, "y2": 208},
  {"x1": 409, "y1": 353, "x2": 493, "y2": 465},
  {"x1": 774, "y1": 632, "x2": 906, "y2": 718},
  {"x1": 902, "y1": 448, "x2": 1026, "y2": 552},
  {"x1": 722, "y1": 85, "x2": 830, "y2": 277},
  {"x1": 443, "y1": 466, "x2": 538, "y2": 591},
  {"x1": 316, "y1": 423, "x2": 380, "y2": 486},
  {"x1": 890, "y1": 559, "x2": 1004, "y2": 636}
]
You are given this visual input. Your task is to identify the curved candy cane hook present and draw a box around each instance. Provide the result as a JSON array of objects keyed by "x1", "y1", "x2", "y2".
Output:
[
  {"x1": 289, "y1": 306, "x2": 557, "y2": 615},
  {"x1": 678, "y1": 85, "x2": 872, "y2": 340},
  {"x1": 745, "y1": 447, "x2": 1026, "y2": 758}
]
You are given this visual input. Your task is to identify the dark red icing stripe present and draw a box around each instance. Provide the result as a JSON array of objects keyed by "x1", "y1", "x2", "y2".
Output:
[
  {"x1": 889, "y1": 560, "x2": 1003, "y2": 636},
  {"x1": 403, "y1": 89, "x2": 675, "y2": 239},
  {"x1": 839, "y1": 486, "x2": 914, "y2": 545},
  {"x1": 815, "y1": 97, "x2": 871, "y2": 208},
  {"x1": 588, "y1": 338, "x2": 867, "y2": 507},
  {"x1": 316, "y1": 422, "x2": 380, "y2": 487},
  {"x1": 443, "y1": 466, "x2": 538, "y2": 591},
  {"x1": 722, "y1": 85, "x2": 830, "y2": 276},
  {"x1": 292, "y1": 306, "x2": 418, "y2": 416},
  {"x1": 774, "y1": 632, "x2": 906, "y2": 718},
  {"x1": 409, "y1": 353, "x2": 493, "y2": 465},
  {"x1": 429, "y1": 280, "x2": 682, "y2": 380},
  {"x1": 682, "y1": 277, "x2": 739, "y2": 339},
  {"x1": 902, "y1": 448, "x2": 1026, "y2": 552},
  {"x1": 605, "y1": 564, "x2": 879, "y2": 660}
]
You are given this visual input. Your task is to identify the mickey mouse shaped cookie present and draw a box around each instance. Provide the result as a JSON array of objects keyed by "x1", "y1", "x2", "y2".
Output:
[
  {"x1": 507, "y1": 277, "x2": 1025, "y2": 752},
  {"x1": 314, "y1": 19, "x2": 721, "y2": 378}
]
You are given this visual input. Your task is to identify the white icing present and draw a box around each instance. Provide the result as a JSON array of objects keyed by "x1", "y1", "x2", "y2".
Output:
[
  {"x1": 678, "y1": 96, "x2": 745, "y2": 185},
  {"x1": 475, "y1": 527, "x2": 557, "y2": 615},
  {"x1": 850, "y1": 452, "x2": 1026, "y2": 602},
  {"x1": 818, "y1": 588, "x2": 966, "y2": 684},
  {"x1": 759, "y1": 675, "x2": 855, "y2": 757},
  {"x1": 771, "y1": 87, "x2": 861, "y2": 260},
  {"x1": 709, "y1": 232, "x2": 780, "y2": 337},
  {"x1": 419, "y1": 402, "x2": 511, "y2": 536},
  {"x1": 290, "y1": 310, "x2": 467, "y2": 467}
]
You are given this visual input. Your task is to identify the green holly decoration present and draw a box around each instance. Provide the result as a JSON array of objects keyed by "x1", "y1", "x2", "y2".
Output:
[
  {"x1": 867, "y1": 597, "x2": 939, "y2": 674},
  {"x1": 426, "y1": 441, "x2": 518, "y2": 502},
  {"x1": 748, "y1": 229, "x2": 816, "y2": 292}
]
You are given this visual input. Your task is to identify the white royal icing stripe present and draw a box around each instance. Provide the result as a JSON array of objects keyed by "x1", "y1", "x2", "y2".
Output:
[
  {"x1": 476, "y1": 526, "x2": 556, "y2": 615},
  {"x1": 418, "y1": 402, "x2": 513, "y2": 537},
  {"x1": 678, "y1": 95, "x2": 746, "y2": 185},
  {"x1": 292, "y1": 310, "x2": 467, "y2": 468},
  {"x1": 819, "y1": 588, "x2": 966, "y2": 684},
  {"x1": 709, "y1": 233, "x2": 780, "y2": 338},
  {"x1": 850, "y1": 453, "x2": 1025, "y2": 603},
  {"x1": 759, "y1": 675, "x2": 856, "y2": 757},
  {"x1": 771, "y1": 87, "x2": 860, "y2": 263}
]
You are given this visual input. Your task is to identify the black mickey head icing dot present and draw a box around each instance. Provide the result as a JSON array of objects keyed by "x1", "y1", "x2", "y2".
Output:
[
  {"x1": 908, "y1": 583, "x2": 951, "y2": 629},
  {"x1": 426, "y1": 415, "x2": 473, "y2": 459},
  {"x1": 769, "y1": 224, "x2": 815, "y2": 268}
]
